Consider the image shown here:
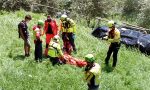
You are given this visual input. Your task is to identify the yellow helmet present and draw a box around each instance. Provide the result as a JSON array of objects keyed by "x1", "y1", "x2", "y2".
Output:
[
  {"x1": 107, "y1": 20, "x2": 115, "y2": 28},
  {"x1": 60, "y1": 14, "x2": 67, "y2": 21}
]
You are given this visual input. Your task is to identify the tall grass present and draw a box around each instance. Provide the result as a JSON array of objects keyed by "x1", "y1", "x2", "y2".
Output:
[{"x1": 0, "y1": 10, "x2": 150, "y2": 90}]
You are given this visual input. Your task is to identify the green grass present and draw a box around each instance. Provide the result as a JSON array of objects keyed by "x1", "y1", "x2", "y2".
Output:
[{"x1": 0, "y1": 10, "x2": 150, "y2": 90}]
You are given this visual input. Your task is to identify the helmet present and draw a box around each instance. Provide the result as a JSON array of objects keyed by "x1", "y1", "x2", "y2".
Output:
[
  {"x1": 85, "y1": 54, "x2": 95, "y2": 63},
  {"x1": 60, "y1": 14, "x2": 67, "y2": 21},
  {"x1": 107, "y1": 20, "x2": 115, "y2": 28},
  {"x1": 53, "y1": 35, "x2": 60, "y2": 42},
  {"x1": 38, "y1": 20, "x2": 44, "y2": 26}
]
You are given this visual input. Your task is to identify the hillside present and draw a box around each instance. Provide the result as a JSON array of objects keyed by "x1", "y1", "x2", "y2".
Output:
[{"x1": 0, "y1": 10, "x2": 150, "y2": 90}]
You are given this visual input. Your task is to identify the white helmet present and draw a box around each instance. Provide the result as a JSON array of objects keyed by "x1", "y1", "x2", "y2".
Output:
[
  {"x1": 60, "y1": 14, "x2": 67, "y2": 21},
  {"x1": 53, "y1": 35, "x2": 60, "y2": 42}
]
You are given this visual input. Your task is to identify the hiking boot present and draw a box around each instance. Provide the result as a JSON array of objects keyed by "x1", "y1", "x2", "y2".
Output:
[
  {"x1": 112, "y1": 66, "x2": 116, "y2": 71},
  {"x1": 27, "y1": 54, "x2": 30, "y2": 57},
  {"x1": 25, "y1": 54, "x2": 30, "y2": 57},
  {"x1": 39, "y1": 59, "x2": 42, "y2": 63},
  {"x1": 105, "y1": 62, "x2": 109, "y2": 66}
]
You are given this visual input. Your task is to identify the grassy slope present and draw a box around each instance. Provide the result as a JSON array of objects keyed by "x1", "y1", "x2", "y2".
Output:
[{"x1": 0, "y1": 10, "x2": 150, "y2": 90}]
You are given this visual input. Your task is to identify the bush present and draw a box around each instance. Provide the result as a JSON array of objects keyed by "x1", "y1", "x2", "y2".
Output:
[
  {"x1": 0, "y1": 0, "x2": 31, "y2": 11},
  {"x1": 122, "y1": 0, "x2": 142, "y2": 19},
  {"x1": 0, "y1": 0, "x2": 59, "y2": 16},
  {"x1": 138, "y1": 8, "x2": 150, "y2": 28}
]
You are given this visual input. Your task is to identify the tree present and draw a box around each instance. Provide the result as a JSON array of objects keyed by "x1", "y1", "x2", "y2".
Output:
[
  {"x1": 138, "y1": 0, "x2": 150, "y2": 28},
  {"x1": 0, "y1": 0, "x2": 32, "y2": 11},
  {"x1": 122, "y1": 0, "x2": 142, "y2": 19}
]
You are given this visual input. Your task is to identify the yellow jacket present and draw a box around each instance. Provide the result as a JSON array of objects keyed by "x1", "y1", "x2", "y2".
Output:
[
  {"x1": 48, "y1": 42, "x2": 63, "y2": 57},
  {"x1": 84, "y1": 63, "x2": 101, "y2": 86},
  {"x1": 60, "y1": 18, "x2": 76, "y2": 33}
]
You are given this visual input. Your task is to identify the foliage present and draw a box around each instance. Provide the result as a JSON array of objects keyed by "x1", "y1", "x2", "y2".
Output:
[
  {"x1": 122, "y1": 0, "x2": 142, "y2": 19},
  {"x1": 1, "y1": 0, "x2": 150, "y2": 28},
  {"x1": 138, "y1": 0, "x2": 150, "y2": 28},
  {"x1": 0, "y1": 0, "x2": 59, "y2": 16},
  {"x1": 0, "y1": 10, "x2": 150, "y2": 90},
  {"x1": 0, "y1": 0, "x2": 31, "y2": 11}
]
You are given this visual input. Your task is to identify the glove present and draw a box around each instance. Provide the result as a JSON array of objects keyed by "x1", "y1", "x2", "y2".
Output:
[
  {"x1": 102, "y1": 36, "x2": 108, "y2": 40},
  {"x1": 72, "y1": 34, "x2": 76, "y2": 39}
]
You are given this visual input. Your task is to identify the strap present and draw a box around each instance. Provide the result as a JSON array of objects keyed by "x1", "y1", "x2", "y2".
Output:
[{"x1": 50, "y1": 43, "x2": 59, "y2": 54}]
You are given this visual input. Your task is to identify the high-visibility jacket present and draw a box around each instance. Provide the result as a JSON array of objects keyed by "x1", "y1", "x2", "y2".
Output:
[
  {"x1": 60, "y1": 18, "x2": 76, "y2": 33},
  {"x1": 48, "y1": 42, "x2": 63, "y2": 57},
  {"x1": 108, "y1": 28, "x2": 120, "y2": 43},
  {"x1": 85, "y1": 63, "x2": 101, "y2": 86},
  {"x1": 44, "y1": 20, "x2": 58, "y2": 35}
]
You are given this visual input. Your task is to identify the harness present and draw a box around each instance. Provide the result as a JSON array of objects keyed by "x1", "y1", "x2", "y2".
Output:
[
  {"x1": 49, "y1": 43, "x2": 59, "y2": 57},
  {"x1": 62, "y1": 20, "x2": 71, "y2": 29}
]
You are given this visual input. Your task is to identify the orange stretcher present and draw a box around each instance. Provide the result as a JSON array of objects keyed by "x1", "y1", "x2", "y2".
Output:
[{"x1": 60, "y1": 54, "x2": 87, "y2": 67}]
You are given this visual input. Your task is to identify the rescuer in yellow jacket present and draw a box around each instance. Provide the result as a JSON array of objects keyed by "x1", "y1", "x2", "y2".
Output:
[
  {"x1": 84, "y1": 54, "x2": 101, "y2": 90},
  {"x1": 60, "y1": 14, "x2": 77, "y2": 54},
  {"x1": 48, "y1": 35, "x2": 63, "y2": 65},
  {"x1": 104, "y1": 20, "x2": 121, "y2": 68}
]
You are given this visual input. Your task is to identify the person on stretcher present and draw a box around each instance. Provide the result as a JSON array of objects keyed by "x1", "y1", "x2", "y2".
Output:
[{"x1": 48, "y1": 35, "x2": 86, "y2": 67}]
